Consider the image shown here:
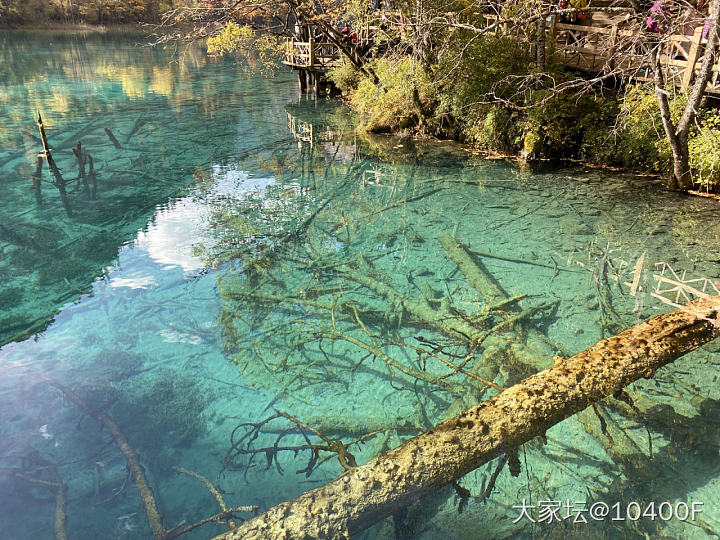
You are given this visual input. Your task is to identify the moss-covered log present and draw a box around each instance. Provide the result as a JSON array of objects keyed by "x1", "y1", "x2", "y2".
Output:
[
  {"x1": 437, "y1": 234, "x2": 509, "y2": 303},
  {"x1": 213, "y1": 296, "x2": 720, "y2": 540},
  {"x1": 342, "y1": 255, "x2": 484, "y2": 341}
]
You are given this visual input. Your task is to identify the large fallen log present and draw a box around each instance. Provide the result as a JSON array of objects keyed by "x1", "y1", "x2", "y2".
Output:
[{"x1": 213, "y1": 295, "x2": 720, "y2": 540}]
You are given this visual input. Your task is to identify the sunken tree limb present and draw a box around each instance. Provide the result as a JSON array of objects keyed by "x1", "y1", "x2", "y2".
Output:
[
  {"x1": 10, "y1": 365, "x2": 166, "y2": 540},
  {"x1": 37, "y1": 112, "x2": 73, "y2": 217},
  {"x1": 213, "y1": 296, "x2": 720, "y2": 540},
  {"x1": 437, "y1": 234, "x2": 509, "y2": 302}
]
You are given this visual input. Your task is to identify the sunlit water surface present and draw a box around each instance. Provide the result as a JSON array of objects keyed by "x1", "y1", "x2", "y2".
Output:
[{"x1": 1, "y1": 30, "x2": 720, "y2": 540}]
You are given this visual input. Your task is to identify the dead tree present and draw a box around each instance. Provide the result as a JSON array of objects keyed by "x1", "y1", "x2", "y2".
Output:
[
  {"x1": 213, "y1": 295, "x2": 720, "y2": 540},
  {"x1": 37, "y1": 112, "x2": 73, "y2": 217}
]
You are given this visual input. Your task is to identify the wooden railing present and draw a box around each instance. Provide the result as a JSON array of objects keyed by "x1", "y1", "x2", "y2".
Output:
[
  {"x1": 485, "y1": 14, "x2": 720, "y2": 94},
  {"x1": 283, "y1": 38, "x2": 342, "y2": 69},
  {"x1": 284, "y1": 18, "x2": 720, "y2": 95},
  {"x1": 551, "y1": 22, "x2": 720, "y2": 92},
  {"x1": 550, "y1": 20, "x2": 636, "y2": 72}
]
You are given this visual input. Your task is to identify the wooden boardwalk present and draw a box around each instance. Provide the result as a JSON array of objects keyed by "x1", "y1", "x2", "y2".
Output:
[
  {"x1": 284, "y1": 17, "x2": 720, "y2": 95},
  {"x1": 283, "y1": 37, "x2": 343, "y2": 93},
  {"x1": 283, "y1": 38, "x2": 343, "y2": 70},
  {"x1": 549, "y1": 19, "x2": 720, "y2": 93}
]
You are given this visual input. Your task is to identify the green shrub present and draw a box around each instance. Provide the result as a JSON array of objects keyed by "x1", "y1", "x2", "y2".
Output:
[
  {"x1": 521, "y1": 88, "x2": 611, "y2": 158},
  {"x1": 612, "y1": 84, "x2": 672, "y2": 172},
  {"x1": 687, "y1": 108, "x2": 720, "y2": 188},
  {"x1": 351, "y1": 56, "x2": 435, "y2": 133},
  {"x1": 328, "y1": 61, "x2": 361, "y2": 95},
  {"x1": 477, "y1": 106, "x2": 512, "y2": 149},
  {"x1": 435, "y1": 34, "x2": 531, "y2": 148}
]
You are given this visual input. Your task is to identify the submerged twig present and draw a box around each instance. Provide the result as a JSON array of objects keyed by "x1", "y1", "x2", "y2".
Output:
[
  {"x1": 37, "y1": 112, "x2": 72, "y2": 217},
  {"x1": 164, "y1": 507, "x2": 259, "y2": 540},
  {"x1": 174, "y1": 467, "x2": 251, "y2": 530},
  {"x1": 72, "y1": 141, "x2": 90, "y2": 198},
  {"x1": 104, "y1": 127, "x2": 123, "y2": 149}
]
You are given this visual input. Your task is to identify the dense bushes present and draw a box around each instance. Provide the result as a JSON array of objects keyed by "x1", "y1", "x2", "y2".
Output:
[
  {"x1": 331, "y1": 33, "x2": 720, "y2": 189},
  {"x1": 342, "y1": 56, "x2": 436, "y2": 134},
  {"x1": 689, "y1": 109, "x2": 720, "y2": 189}
]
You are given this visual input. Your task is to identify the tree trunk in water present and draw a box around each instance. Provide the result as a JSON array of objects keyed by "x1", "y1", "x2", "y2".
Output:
[{"x1": 212, "y1": 296, "x2": 720, "y2": 540}]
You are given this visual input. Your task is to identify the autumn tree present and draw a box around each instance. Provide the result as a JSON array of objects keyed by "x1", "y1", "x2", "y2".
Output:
[
  {"x1": 0, "y1": 0, "x2": 184, "y2": 25},
  {"x1": 160, "y1": 0, "x2": 380, "y2": 78}
]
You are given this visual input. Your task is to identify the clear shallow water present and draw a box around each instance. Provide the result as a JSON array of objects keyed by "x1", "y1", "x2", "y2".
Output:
[{"x1": 1, "y1": 31, "x2": 720, "y2": 540}]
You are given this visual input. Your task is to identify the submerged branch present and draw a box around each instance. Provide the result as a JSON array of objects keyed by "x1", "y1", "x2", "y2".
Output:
[{"x1": 213, "y1": 295, "x2": 720, "y2": 539}]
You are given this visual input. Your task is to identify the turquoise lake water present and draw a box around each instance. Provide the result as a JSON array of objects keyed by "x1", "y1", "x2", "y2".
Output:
[{"x1": 1, "y1": 30, "x2": 720, "y2": 540}]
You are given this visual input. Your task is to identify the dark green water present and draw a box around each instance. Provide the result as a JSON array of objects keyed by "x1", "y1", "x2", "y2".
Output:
[{"x1": 1, "y1": 30, "x2": 720, "y2": 540}]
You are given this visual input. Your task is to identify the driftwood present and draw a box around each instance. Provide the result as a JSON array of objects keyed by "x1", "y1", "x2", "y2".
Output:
[
  {"x1": 437, "y1": 235, "x2": 677, "y2": 473},
  {"x1": 88, "y1": 154, "x2": 98, "y2": 200},
  {"x1": 10, "y1": 364, "x2": 260, "y2": 540},
  {"x1": 172, "y1": 467, "x2": 258, "y2": 536},
  {"x1": 213, "y1": 295, "x2": 720, "y2": 540},
  {"x1": 72, "y1": 141, "x2": 90, "y2": 198},
  {"x1": 343, "y1": 256, "x2": 489, "y2": 341},
  {"x1": 9, "y1": 457, "x2": 68, "y2": 540},
  {"x1": 47, "y1": 461, "x2": 68, "y2": 540},
  {"x1": 37, "y1": 112, "x2": 72, "y2": 217},
  {"x1": 31, "y1": 155, "x2": 43, "y2": 205},
  {"x1": 437, "y1": 234, "x2": 509, "y2": 302},
  {"x1": 104, "y1": 127, "x2": 123, "y2": 149}
]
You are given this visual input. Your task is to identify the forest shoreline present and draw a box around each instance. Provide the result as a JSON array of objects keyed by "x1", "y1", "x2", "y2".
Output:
[
  {"x1": 0, "y1": 22, "x2": 146, "y2": 32},
  {"x1": 2, "y1": 23, "x2": 717, "y2": 199}
]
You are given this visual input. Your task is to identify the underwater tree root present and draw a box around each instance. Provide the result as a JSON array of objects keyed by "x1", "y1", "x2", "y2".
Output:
[{"x1": 212, "y1": 296, "x2": 720, "y2": 540}]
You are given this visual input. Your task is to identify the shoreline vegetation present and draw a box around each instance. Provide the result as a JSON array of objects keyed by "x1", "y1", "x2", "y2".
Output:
[
  {"x1": 0, "y1": 22, "x2": 143, "y2": 32},
  {"x1": 4, "y1": 1, "x2": 719, "y2": 194},
  {"x1": 325, "y1": 52, "x2": 720, "y2": 194},
  {"x1": 0, "y1": 21, "x2": 148, "y2": 34},
  {"x1": 193, "y1": 1, "x2": 720, "y2": 193},
  {"x1": 0, "y1": 0, "x2": 170, "y2": 28}
]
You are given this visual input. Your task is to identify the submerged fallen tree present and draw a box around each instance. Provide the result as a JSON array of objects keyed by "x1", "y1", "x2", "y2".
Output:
[{"x1": 214, "y1": 295, "x2": 720, "y2": 540}]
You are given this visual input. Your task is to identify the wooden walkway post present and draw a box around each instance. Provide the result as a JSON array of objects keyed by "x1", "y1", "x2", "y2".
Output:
[
  {"x1": 607, "y1": 24, "x2": 618, "y2": 70},
  {"x1": 682, "y1": 26, "x2": 704, "y2": 88}
]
